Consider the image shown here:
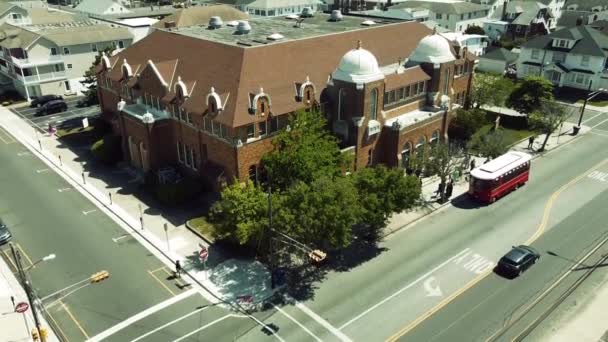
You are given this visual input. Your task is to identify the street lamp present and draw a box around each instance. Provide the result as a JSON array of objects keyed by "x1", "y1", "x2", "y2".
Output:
[
  {"x1": 23, "y1": 254, "x2": 56, "y2": 271},
  {"x1": 573, "y1": 80, "x2": 607, "y2": 135}
]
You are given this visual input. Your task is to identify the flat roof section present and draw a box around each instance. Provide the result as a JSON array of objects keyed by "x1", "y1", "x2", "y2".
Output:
[
  {"x1": 471, "y1": 151, "x2": 532, "y2": 180},
  {"x1": 168, "y1": 13, "x2": 404, "y2": 47}
]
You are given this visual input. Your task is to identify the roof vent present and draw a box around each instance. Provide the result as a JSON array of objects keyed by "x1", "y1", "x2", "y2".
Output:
[
  {"x1": 236, "y1": 21, "x2": 251, "y2": 34},
  {"x1": 329, "y1": 10, "x2": 343, "y2": 22},
  {"x1": 285, "y1": 14, "x2": 299, "y2": 20},
  {"x1": 267, "y1": 33, "x2": 284, "y2": 41},
  {"x1": 300, "y1": 7, "x2": 314, "y2": 17},
  {"x1": 361, "y1": 20, "x2": 376, "y2": 26},
  {"x1": 164, "y1": 20, "x2": 176, "y2": 28},
  {"x1": 226, "y1": 20, "x2": 239, "y2": 27},
  {"x1": 209, "y1": 16, "x2": 223, "y2": 29}
]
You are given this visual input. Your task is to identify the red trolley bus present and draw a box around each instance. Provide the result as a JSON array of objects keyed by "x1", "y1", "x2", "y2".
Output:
[{"x1": 469, "y1": 151, "x2": 532, "y2": 204}]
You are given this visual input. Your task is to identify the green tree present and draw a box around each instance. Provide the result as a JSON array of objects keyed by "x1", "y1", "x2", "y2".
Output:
[
  {"x1": 262, "y1": 108, "x2": 347, "y2": 191},
  {"x1": 208, "y1": 180, "x2": 269, "y2": 246},
  {"x1": 424, "y1": 142, "x2": 464, "y2": 202},
  {"x1": 468, "y1": 129, "x2": 509, "y2": 160},
  {"x1": 353, "y1": 166, "x2": 421, "y2": 240},
  {"x1": 80, "y1": 47, "x2": 113, "y2": 105},
  {"x1": 274, "y1": 176, "x2": 358, "y2": 251},
  {"x1": 529, "y1": 100, "x2": 573, "y2": 152},
  {"x1": 470, "y1": 73, "x2": 514, "y2": 109},
  {"x1": 449, "y1": 108, "x2": 487, "y2": 140},
  {"x1": 506, "y1": 76, "x2": 554, "y2": 114},
  {"x1": 464, "y1": 25, "x2": 485, "y2": 35}
]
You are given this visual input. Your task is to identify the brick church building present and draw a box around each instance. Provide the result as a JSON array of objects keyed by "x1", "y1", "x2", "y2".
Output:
[{"x1": 96, "y1": 13, "x2": 475, "y2": 189}]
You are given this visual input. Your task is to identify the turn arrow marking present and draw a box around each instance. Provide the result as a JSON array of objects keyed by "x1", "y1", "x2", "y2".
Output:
[{"x1": 424, "y1": 276, "x2": 443, "y2": 297}]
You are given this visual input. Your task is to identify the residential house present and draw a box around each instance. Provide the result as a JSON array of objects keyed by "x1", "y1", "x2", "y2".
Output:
[
  {"x1": 0, "y1": 20, "x2": 133, "y2": 99},
  {"x1": 564, "y1": 0, "x2": 608, "y2": 13},
  {"x1": 489, "y1": 0, "x2": 553, "y2": 40},
  {"x1": 0, "y1": 2, "x2": 31, "y2": 25},
  {"x1": 389, "y1": 1, "x2": 490, "y2": 33},
  {"x1": 516, "y1": 22, "x2": 608, "y2": 91},
  {"x1": 441, "y1": 31, "x2": 489, "y2": 56},
  {"x1": 482, "y1": 19, "x2": 508, "y2": 41},
  {"x1": 75, "y1": 0, "x2": 131, "y2": 16},
  {"x1": 590, "y1": 20, "x2": 608, "y2": 35},
  {"x1": 95, "y1": 14, "x2": 475, "y2": 189},
  {"x1": 356, "y1": 6, "x2": 430, "y2": 22},
  {"x1": 477, "y1": 47, "x2": 518, "y2": 73},
  {"x1": 216, "y1": 0, "x2": 322, "y2": 17}
]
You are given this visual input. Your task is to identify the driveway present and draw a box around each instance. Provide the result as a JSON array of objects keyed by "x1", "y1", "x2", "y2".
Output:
[{"x1": 10, "y1": 96, "x2": 100, "y2": 133}]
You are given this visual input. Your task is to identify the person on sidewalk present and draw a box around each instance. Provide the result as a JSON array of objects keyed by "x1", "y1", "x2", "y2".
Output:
[
  {"x1": 436, "y1": 182, "x2": 445, "y2": 199},
  {"x1": 528, "y1": 135, "x2": 535, "y2": 150},
  {"x1": 470, "y1": 159, "x2": 476, "y2": 171},
  {"x1": 175, "y1": 260, "x2": 182, "y2": 278},
  {"x1": 446, "y1": 179, "x2": 454, "y2": 200}
]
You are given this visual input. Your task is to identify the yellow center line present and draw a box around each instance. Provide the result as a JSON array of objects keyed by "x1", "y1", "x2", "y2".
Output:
[
  {"x1": 16, "y1": 244, "x2": 35, "y2": 268},
  {"x1": 147, "y1": 269, "x2": 176, "y2": 296},
  {"x1": 59, "y1": 300, "x2": 90, "y2": 340},
  {"x1": 386, "y1": 158, "x2": 608, "y2": 342},
  {"x1": 46, "y1": 308, "x2": 71, "y2": 342}
]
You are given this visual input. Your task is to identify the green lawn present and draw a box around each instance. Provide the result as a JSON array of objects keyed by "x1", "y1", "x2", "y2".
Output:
[
  {"x1": 471, "y1": 124, "x2": 535, "y2": 147},
  {"x1": 576, "y1": 99, "x2": 608, "y2": 107},
  {"x1": 188, "y1": 216, "x2": 216, "y2": 242}
]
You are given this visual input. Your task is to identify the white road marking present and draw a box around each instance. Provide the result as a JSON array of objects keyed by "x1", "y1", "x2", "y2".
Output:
[
  {"x1": 339, "y1": 248, "x2": 471, "y2": 330},
  {"x1": 423, "y1": 277, "x2": 443, "y2": 297},
  {"x1": 170, "y1": 315, "x2": 239, "y2": 342},
  {"x1": 82, "y1": 209, "x2": 97, "y2": 215},
  {"x1": 57, "y1": 188, "x2": 72, "y2": 192},
  {"x1": 112, "y1": 234, "x2": 131, "y2": 243},
  {"x1": 86, "y1": 288, "x2": 198, "y2": 342},
  {"x1": 293, "y1": 298, "x2": 352, "y2": 341},
  {"x1": 36, "y1": 168, "x2": 50, "y2": 173},
  {"x1": 588, "y1": 170, "x2": 608, "y2": 183},
  {"x1": 582, "y1": 112, "x2": 603, "y2": 124},
  {"x1": 130, "y1": 305, "x2": 211, "y2": 342},
  {"x1": 17, "y1": 151, "x2": 31, "y2": 156},
  {"x1": 592, "y1": 117, "x2": 608, "y2": 129},
  {"x1": 591, "y1": 131, "x2": 608, "y2": 138},
  {"x1": 273, "y1": 304, "x2": 323, "y2": 342},
  {"x1": 455, "y1": 252, "x2": 495, "y2": 274}
]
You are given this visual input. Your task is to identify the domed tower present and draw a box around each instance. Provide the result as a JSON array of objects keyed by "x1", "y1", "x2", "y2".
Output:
[
  {"x1": 407, "y1": 30, "x2": 456, "y2": 109},
  {"x1": 327, "y1": 41, "x2": 385, "y2": 169}
]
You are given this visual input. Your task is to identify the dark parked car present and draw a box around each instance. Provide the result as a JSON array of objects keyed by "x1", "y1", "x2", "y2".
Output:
[
  {"x1": 30, "y1": 95, "x2": 63, "y2": 108},
  {"x1": 35, "y1": 100, "x2": 68, "y2": 116},
  {"x1": 0, "y1": 218, "x2": 11, "y2": 245},
  {"x1": 497, "y1": 245, "x2": 540, "y2": 277},
  {"x1": 76, "y1": 96, "x2": 98, "y2": 107}
]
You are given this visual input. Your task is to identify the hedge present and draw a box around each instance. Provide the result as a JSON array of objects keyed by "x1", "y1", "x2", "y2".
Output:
[{"x1": 91, "y1": 134, "x2": 123, "y2": 165}]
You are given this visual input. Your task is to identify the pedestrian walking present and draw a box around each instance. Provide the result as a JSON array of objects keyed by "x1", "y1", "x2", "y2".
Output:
[
  {"x1": 470, "y1": 159, "x2": 476, "y2": 171},
  {"x1": 446, "y1": 180, "x2": 454, "y2": 199},
  {"x1": 528, "y1": 135, "x2": 535, "y2": 150},
  {"x1": 175, "y1": 260, "x2": 182, "y2": 278}
]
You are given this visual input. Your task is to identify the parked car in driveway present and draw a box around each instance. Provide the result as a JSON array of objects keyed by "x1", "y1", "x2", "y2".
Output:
[
  {"x1": 35, "y1": 100, "x2": 68, "y2": 116},
  {"x1": 0, "y1": 218, "x2": 11, "y2": 245},
  {"x1": 76, "y1": 96, "x2": 98, "y2": 107},
  {"x1": 30, "y1": 95, "x2": 63, "y2": 108},
  {"x1": 497, "y1": 245, "x2": 540, "y2": 277}
]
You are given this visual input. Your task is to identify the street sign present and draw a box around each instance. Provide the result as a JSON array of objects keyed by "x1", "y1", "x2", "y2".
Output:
[
  {"x1": 14, "y1": 302, "x2": 28, "y2": 313},
  {"x1": 199, "y1": 248, "x2": 208, "y2": 262}
]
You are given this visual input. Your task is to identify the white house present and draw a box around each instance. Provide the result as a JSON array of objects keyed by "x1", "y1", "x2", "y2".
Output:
[
  {"x1": 441, "y1": 31, "x2": 488, "y2": 56},
  {"x1": 217, "y1": 0, "x2": 322, "y2": 17},
  {"x1": 75, "y1": 0, "x2": 131, "y2": 16},
  {"x1": 478, "y1": 47, "x2": 518, "y2": 74},
  {"x1": 517, "y1": 23, "x2": 608, "y2": 91},
  {"x1": 390, "y1": 1, "x2": 490, "y2": 32}
]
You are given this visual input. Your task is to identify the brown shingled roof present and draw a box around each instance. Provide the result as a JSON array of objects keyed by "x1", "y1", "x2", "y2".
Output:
[
  {"x1": 107, "y1": 21, "x2": 432, "y2": 127},
  {"x1": 384, "y1": 66, "x2": 431, "y2": 91}
]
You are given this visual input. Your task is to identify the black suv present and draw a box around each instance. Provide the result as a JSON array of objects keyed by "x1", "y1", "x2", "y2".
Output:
[
  {"x1": 497, "y1": 245, "x2": 540, "y2": 277},
  {"x1": 35, "y1": 100, "x2": 68, "y2": 116},
  {"x1": 30, "y1": 94, "x2": 63, "y2": 108}
]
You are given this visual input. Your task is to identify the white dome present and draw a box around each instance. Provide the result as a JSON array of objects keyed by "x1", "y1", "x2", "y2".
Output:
[
  {"x1": 409, "y1": 34, "x2": 455, "y2": 64},
  {"x1": 333, "y1": 41, "x2": 384, "y2": 84}
]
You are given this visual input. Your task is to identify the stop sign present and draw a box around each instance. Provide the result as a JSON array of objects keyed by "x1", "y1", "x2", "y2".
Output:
[
  {"x1": 14, "y1": 302, "x2": 29, "y2": 313},
  {"x1": 199, "y1": 248, "x2": 208, "y2": 262}
]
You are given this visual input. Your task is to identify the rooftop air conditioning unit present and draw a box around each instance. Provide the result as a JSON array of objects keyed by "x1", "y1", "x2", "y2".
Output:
[
  {"x1": 236, "y1": 21, "x2": 251, "y2": 34},
  {"x1": 329, "y1": 10, "x2": 343, "y2": 21},
  {"x1": 300, "y1": 7, "x2": 313, "y2": 17},
  {"x1": 209, "y1": 16, "x2": 223, "y2": 29},
  {"x1": 267, "y1": 33, "x2": 284, "y2": 41}
]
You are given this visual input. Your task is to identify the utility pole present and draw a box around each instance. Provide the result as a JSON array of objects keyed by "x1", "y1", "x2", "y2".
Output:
[
  {"x1": 10, "y1": 243, "x2": 45, "y2": 342},
  {"x1": 268, "y1": 183, "x2": 275, "y2": 289},
  {"x1": 574, "y1": 79, "x2": 593, "y2": 135}
]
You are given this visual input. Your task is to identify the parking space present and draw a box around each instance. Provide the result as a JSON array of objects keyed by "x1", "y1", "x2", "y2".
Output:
[{"x1": 10, "y1": 96, "x2": 100, "y2": 133}]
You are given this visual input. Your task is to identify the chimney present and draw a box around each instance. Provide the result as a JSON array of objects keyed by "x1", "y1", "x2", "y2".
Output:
[
  {"x1": 501, "y1": 1, "x2": 507, "y2": 21},
  {"x1": 164, "y1": 21, "x2": 176, "y2": 29},
  {"x1": 576, "y1": 16, "x2": 583, "y2": 26}
]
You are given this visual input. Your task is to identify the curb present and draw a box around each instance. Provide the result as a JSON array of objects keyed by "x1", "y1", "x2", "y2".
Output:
[{"x1": 185, "y1": 219, "x2": 215, "y2": 245}]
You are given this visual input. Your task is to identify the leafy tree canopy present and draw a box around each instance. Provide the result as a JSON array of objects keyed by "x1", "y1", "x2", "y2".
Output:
[
  {"x1": 80, "y1": 47, "x2": 113, "y2": 103},
  {"x1": 262, "y1": 108, "x2": 347, "y2": 191},
  {"x1": 464, "y1": 25, "x2": 485, "y2": 35},
  {"x1": 449, "y1": 108, "x2": 487, "y2": 140},
  {"x1": 471, "y1": 73, "x2": 514, "y2": 109},
  {"x1": 468, "y1": 129, "x2": 509, "y2": 159},
  {"x1": 506, "y1": 76, "x2": 554, "y2": 114},
  {"x1": 529, "y1": 99, "x2": 573, "y2": 151}
]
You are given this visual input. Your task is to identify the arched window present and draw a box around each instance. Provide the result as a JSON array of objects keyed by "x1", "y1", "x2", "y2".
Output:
[
  {"x1": 430, "y1": 130, "x2": 440, "y2": 145},
  {"x1": 304, "y1": 86, "x2": 313, "y2": 103},
  {"x1": 338, "y1": 89, "x2": 346, "y2": 120},
  {"x1": 370, "y1": 88, "x2": 378, "y2": 120},
  {"x1": 415, "y1": 136, "x2": 425, "y2": 158},
  {"x1": 401, "y1": 142, "x2": 412, "y2": 168},
  {"x1": 210, "y1": 98, "x2": 217, "y2": 113}
]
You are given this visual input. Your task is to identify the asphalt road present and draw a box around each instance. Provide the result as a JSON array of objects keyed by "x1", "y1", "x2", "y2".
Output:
[
  {"x1": 11, "y1": 96, "x2": 100, "y2": 133},
  {"x1": 0, "y1": 128, "x2": 265, "y2": 341}
]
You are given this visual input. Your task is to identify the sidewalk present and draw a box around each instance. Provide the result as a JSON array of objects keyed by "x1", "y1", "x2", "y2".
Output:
[
  {"x1": 384, "y1": 121, "x2": 589, "y2": 236},
  {"x1": 0, "y1": 253, "x2": 60, "y2": 342}
]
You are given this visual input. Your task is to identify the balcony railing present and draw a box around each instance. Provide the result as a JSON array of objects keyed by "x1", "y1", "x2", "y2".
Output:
[
  {"x1": 10, "y1": 54, "x2": 63, "y2": 67},
  {"x1": 16, "y1": 71, "x2": 67, "y2": 84}
]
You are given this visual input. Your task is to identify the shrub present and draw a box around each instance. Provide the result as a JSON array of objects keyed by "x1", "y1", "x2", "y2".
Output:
[
  {"x1": 91, "y1": 134, "x2": 123, "y2": 165},
  {"x1": 448, "y1": 108, "x2": 487, "y2": 140},
  {"x1": 154, "y1": 177, "x2": 203, "y2": 206}
]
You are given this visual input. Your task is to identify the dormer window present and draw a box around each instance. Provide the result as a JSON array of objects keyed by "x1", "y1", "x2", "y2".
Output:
[
  {"x1": 121, "y1": 59, "x2": 132, "y2": 80},
  {"x1": 250, "y1": 88, "x2": 270, "y2": 116},
  {"x1": 207, "y1": 87, "x2": 224, "y2": 114},
  {"x1": 174, "y1": 76, "x2": 188, "y2": 101},
  {"x1": 559, "y1": 39, "x2": 566, "y2": 48}
]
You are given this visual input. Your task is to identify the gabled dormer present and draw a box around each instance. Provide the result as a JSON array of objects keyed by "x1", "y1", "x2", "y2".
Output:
[{"x1": 552, "y1": 38, "x2": 575, "y2": 50}]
